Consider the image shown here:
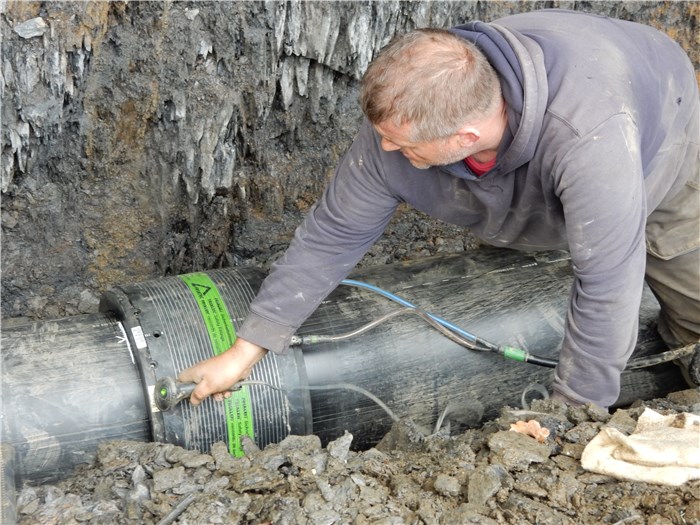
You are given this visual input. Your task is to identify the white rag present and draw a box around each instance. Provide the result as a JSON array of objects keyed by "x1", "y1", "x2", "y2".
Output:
[{"x1": 580, "y1": 407, "x2": 700, "y2": 486}]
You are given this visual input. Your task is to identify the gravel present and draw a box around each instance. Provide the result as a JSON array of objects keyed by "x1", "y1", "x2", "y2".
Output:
[{"x1": 14, "y1": 389, "x2": 700, "y2": 525}]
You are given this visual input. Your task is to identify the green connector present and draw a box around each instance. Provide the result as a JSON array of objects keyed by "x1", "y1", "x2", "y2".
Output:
[{"x1": 502, "y1": 345, "x2": 527, "y2": 362}]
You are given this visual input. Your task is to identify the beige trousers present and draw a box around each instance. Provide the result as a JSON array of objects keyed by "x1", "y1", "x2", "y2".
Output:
[{"x1": 645, "y1": 151, "x2": 700, "y2": 348}]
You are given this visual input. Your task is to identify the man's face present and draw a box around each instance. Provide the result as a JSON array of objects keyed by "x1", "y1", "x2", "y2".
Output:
[{"x1": 374, "y1": 120, "x2": 471, "y2": 170}]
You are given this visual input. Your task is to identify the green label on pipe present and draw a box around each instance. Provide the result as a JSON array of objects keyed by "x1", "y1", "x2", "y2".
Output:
[{"x1": 180, "y1": 272, "x2": 254, "y2": 457}]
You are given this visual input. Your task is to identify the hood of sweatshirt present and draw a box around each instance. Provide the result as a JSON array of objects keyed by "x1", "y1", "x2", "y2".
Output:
[{"x1": 442, "y1": 21, "x2": 549, "y2": 180}]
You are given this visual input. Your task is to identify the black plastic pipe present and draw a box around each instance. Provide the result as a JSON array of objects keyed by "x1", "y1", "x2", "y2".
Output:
[
  {"x1": 0, "y1": 248, "x2": 684, "y2": 490},
  {"x1": 1, "y1": 314, "x2": 150, "y2": 487},
  {"x1": 295, "y1": 249, "x2": 682, "y2": 448}
]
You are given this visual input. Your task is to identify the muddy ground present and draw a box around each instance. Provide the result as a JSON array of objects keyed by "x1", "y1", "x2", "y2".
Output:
[{"x1": 14, "y1": 388, "x2": 699, "y2": 525}]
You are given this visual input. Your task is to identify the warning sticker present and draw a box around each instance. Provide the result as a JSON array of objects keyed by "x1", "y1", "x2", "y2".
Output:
[{"x1": 180, "y1": 272, "x2": 254, "y2": 457}]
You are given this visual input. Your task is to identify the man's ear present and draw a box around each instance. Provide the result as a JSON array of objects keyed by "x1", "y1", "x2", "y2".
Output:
[{"x1": 455, "y1": 126, "x2": 480, "y2": 148}]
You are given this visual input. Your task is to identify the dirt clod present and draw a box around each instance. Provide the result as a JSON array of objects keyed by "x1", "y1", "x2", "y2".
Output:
[{"x1": 15, "y1": 389, "x2": 700, "y2": 524}]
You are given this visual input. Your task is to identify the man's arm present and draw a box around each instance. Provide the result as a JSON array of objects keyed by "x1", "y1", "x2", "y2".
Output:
[
  {"x1": 552, "y1": 114, "x2": 647, "y2": 408},
  {"x1": 180, "y1": 120, "x2": 399, "y2": 403},
  {"x1": 236, "y1": 120, "x2": 399, "y2": 354}
]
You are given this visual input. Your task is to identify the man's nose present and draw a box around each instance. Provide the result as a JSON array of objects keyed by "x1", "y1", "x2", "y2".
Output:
[{"x1": 380, "y1": 138, "x2": 401, "y2": 152}]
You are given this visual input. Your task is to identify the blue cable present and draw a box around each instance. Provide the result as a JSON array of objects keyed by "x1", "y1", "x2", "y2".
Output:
[
  {"x1": 340, "y1": 278, "x2": 480, "y2": 344},
  {"x1": 339, "y1": 278, "x2": 558, "y2": 368}
]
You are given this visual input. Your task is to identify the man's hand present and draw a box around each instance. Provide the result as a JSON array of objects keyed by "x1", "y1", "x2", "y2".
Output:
[{"x1": 177, "y1": 338, "x2": 267, "y2": 406}]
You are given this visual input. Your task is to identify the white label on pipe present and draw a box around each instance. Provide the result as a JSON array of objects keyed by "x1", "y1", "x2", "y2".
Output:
[{"x1": 131, "y1": 326, "x2": 148, "y2": 349}]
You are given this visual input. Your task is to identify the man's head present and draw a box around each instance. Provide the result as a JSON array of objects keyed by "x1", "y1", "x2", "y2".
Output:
[{"x1": 360, "y1": 28, "x2": 501, "y2": 143}]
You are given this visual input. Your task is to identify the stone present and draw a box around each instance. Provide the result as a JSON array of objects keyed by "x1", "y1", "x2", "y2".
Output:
[
  {"x1": 467, "y1": 464, "x2": 508, "y2": 506},
  {"x1": 487, "y1": 431, "x2": 552, "y2": 471},
  {"x1": 433, "y1": 473, "x2": 461, "y2": 498},
  {"x1": 13, "y1": 17, "x2": 48, "y2": 39},
  {"x1": 327, "y1": 430, "x2": 353, "y2": 462},
  {"x1": 152, "y1": 466, "x2": 186, "y2": 492}
]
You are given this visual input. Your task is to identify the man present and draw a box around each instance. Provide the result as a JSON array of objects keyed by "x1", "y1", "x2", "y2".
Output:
[{"x1": 180, "y1": 9, "x2": 699, "y2": 409}]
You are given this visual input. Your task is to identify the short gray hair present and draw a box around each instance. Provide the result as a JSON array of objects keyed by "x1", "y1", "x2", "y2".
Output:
[{"x1": 360, "y1": 29, "x2": 501, "y2": 141}]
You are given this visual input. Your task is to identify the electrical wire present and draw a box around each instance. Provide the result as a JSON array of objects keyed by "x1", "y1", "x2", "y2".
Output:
[
  {"x1": 341, "y1": 278, "x2": 557, "y2": 367},
  {"x1": 624, "y1": 343, "x2": 696, "y2": 369},
  {"x1": 291, "y1": 307, "x2": 489, "y2": 351},
  {"x1": 291, "y1": 277, "x2": 687, "y2": 372},
  {"x1": 234, "y1": 380, "x2": 399, "y2": 422},
  {"x1": 520, "y1": 382, "x2": 550, "y2": 410},
  {"x1": 341, "y1": 278, "x2": 487, "y2": 347}
]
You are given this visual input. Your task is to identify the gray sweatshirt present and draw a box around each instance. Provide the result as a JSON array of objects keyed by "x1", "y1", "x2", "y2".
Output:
[{"x1": 239, "y1": 9, "x2": 699, "y2": 407}]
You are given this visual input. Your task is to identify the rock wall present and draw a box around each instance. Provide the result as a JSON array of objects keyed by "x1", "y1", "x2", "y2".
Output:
[{"x1": 2, "y1": 1, "x2": 698, "y2": 320}]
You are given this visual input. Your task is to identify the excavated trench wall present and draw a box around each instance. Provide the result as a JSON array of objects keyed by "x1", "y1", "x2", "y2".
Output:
[{"x1": 1, "y1": 1, "x2": 698, "y2": 321}]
